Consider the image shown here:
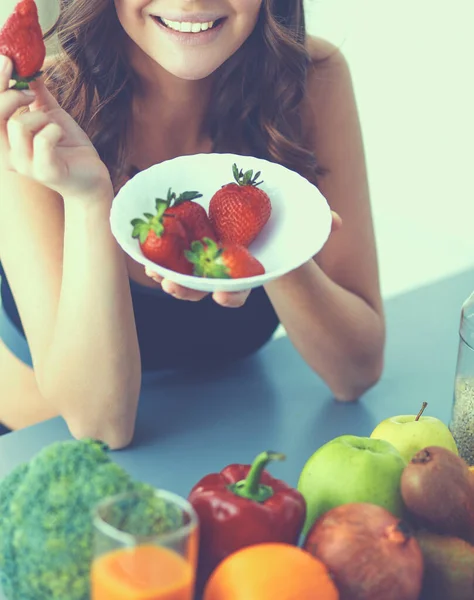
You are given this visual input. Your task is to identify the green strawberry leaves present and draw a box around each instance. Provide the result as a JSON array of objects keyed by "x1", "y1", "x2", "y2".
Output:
[
  {"x1": 185, "y1": 237, "x2": 231, "y2": 279},
  {"x1": 172, "y1": 190, "x2": 203, "y2": 206},
  {"x1": 10, "y1": 70, "x2": 43, "y2": 90},
  {"x1": 232, "y1": 163, "x2": 263, "y2": 187},
  {"x1": 131, "y1": 215, "x2": 164, "y2": 244},
  {"x1": 157, "y1": 188, "x2": 203, "y2": 208},
  {"x1": 131, "y1": 189, "x2": 203, "y2": 244},
  {"x1": 131, "y1": 200, "x2": 170, "y2": 243}
]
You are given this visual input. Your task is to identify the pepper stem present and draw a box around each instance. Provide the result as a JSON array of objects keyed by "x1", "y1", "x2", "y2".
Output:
[{"x1": 227, "y1": 451, "x2": 286, "y2": 503}]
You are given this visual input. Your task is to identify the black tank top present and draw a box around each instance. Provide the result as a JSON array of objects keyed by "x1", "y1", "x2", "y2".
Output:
[{"x1": 0, "y1": 261, "x2": 279, "y2": 371}]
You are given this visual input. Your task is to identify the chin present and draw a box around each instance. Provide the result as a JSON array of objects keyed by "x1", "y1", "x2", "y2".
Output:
[{"x1": 157, "y1": 59, "x2": 223, "y2": 81}]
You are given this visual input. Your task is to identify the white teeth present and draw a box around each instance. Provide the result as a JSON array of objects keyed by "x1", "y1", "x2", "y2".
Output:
[{"x1": 161, "y1": 18, "x2": 216, "y2": 33}]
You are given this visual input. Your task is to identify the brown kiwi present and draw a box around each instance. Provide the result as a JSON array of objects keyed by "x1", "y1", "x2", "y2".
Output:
[
  {"x1": 400, "y1": 446, "x2": 474, "y2": 543},
  {"x1": 417, "y1": 530, "x2": 474, "y2": 600}
]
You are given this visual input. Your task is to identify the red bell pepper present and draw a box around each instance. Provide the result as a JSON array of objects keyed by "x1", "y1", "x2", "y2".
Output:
[{"x1": 188, "y1": 450, "x2": 306, "y2": 585}]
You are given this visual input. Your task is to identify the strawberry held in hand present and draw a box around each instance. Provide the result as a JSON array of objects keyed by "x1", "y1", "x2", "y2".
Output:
[
  {"x1": 131, "y1": 199, "x2": 193, "y2": 275},
  {"x1": 185, "y1": 237, "x2": 265, "y2": 279},
  {"x1": 209, "y1": 163, "x2": 272, "y2": 247},
  {"x1": 163, "y1": 188, "x2": 218, "y2": 243},
  {"x1": 0, "y1": 0, "x2": 46, "y2": 90}
]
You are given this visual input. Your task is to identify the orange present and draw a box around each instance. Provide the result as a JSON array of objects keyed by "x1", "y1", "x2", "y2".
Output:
[{"x1": 203, "y1": 543, "x2": 339, "y2": 600}]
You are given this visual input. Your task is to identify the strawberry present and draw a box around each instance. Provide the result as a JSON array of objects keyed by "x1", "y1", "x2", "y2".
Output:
[
  {"x1": 0, "y1": 0, "x2": 46, "y2": 90},
  {"x1": 131, "y1": 199, "x2": 193, "y2": 275},
  {"x1": 185, "y1": 237, "x2": 265, "y2": 279},
  {"x1": 209, "y1": 163, "x2": 272, "y2": 247},
  {"x1": 163, "y1": 188, "x2": 218, "y2": 243}
]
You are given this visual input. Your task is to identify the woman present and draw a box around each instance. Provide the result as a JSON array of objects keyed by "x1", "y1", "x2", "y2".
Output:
[{"x1": 0, "y1": 0, "x2": 385, "y2": 447}]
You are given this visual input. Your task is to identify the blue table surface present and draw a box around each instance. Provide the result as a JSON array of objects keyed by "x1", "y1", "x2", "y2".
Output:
[
  {"x1": 0, "y1": 269, "x2": 472, "y2": 598},
  {"x1": 1, "y1": 268, "x2": 472, "y2": 492}
]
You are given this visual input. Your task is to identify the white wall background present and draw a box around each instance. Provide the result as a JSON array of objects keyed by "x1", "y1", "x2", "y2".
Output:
[
  {"x1": 2, "y1": 0, "x2": 473, "y2": 300},
  {"x1": 305, "y1": 0, "x2": 474, "y2": 298}
]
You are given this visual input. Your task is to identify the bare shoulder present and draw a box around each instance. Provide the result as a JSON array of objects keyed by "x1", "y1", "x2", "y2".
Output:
[
  {"x1": 300, "y1": 38, "x2": 383, "y2": 316},
  {"x1": 302, "y1": 36, "x2": 354, "y2": 129},
  {"x1": 305, "y1": 35, "x2": 346, "y2": 64}
]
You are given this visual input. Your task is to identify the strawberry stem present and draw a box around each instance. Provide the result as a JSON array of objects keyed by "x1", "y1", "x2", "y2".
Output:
[
  {"x1": 155, "y1": 198, "x2": 170, "y2": 220},
  {"x1": 10, "y1": 70, "x2": 43, "y2": 90},
  {"x1": 232, "y1": 163, "x2": 263, "y2": 187}
]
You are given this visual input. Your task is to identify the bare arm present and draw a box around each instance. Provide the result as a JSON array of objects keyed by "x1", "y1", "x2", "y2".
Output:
[
  {"x1": 0, "y1": 180, "x2": 142, "y2": 449},
  {"x1": 44, "y1": 188, "x2": 142, "y2": 446},
  {"x1": 264, "y1": 39, "x2": 385, "y2": 401},
  {"x1": 0, "y1": 57, "x2": 141, "y2": 448}
]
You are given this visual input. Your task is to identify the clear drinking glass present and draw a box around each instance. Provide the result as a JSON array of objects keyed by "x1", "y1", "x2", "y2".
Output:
[
  {"x1": 91, "y1": 489, "x2": 199, "y2": 600},
  {"x1": 450, "y1": 291, "x2": 474, "y2": 465}
]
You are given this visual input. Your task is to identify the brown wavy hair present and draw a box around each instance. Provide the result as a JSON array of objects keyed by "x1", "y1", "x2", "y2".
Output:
[{"x1": 43, "y1": 0, "x2": 325, "y2": 191}]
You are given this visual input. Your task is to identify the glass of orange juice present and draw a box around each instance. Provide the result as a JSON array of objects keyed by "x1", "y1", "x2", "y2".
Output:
[{"x1": 91, "y1": 489, "x2": 199, "y2": 600}]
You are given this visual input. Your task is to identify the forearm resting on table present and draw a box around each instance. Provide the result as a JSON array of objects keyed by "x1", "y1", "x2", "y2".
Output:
[
  {"x1": 265, "y1": 260, "x2": 385, "y2": 401},
  {"x1": 38, "y1": 193, "x2": 141, "y2": 449}
]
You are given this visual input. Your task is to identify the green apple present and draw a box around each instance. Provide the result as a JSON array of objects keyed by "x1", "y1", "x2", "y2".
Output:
[
  {"x1": 370, "y1": 402, "x2": 459, "y2": 464},
  {"x1": 297, "y1": 435, "x2": 406, "y2": 537}
]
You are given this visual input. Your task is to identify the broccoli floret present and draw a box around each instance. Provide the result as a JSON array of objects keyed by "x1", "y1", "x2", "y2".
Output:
[
  {"x1": 0, "y1": 438, "x2": 182, "y2": 600},
  {"x1": 103, "y1": 487, "x2": 184, "y2": 539},
  {"x1": 0, "y1": 463, "x2": 29, "y2": 598}
]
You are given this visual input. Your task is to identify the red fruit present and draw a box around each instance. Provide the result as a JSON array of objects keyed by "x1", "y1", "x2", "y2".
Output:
[
  {"x1": 185, "y1": 237, "x2": 265, "y2": 279},
  {"x1": 163, "y1": 188, "x2": 218, "y2": 243},
  {"x1": 209, "y1": 163, "x2": 272, "y2": 247},
  {"x1": 131, "y1": 199, "x2": 193, "y2": 275},
  {"x1": 304, "y1": 503, "x2": 424, "y2": 600},
  {"x1": 0, "y1": 0, "x2": 46, "y2": 89}
]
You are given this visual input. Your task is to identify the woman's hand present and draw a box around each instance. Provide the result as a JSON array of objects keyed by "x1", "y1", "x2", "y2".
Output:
[
  {"x1": 145, "y1": 270, "x2": 252, "y2": 308},
  {"x1": 0, "y1": 55, "x2": 112, "y2": 200},
  {"x1": 145, "y1": 211, "x2": 343, "y2": 307}
]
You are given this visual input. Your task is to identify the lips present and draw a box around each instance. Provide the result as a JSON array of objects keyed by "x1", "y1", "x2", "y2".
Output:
[{"x1": 152, "y1": 16, "x2": 226, "y2": 34}]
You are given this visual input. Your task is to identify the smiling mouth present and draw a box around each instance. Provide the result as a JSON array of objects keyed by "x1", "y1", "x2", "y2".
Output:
[{"x1": 153, "y1": 16, "x2": 226, "y2": 33}]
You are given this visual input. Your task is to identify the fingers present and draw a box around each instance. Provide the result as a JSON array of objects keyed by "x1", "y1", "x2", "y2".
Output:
[
  {"x1": 31, "y1": 122, "x2": 65, "y2": 182},
  {"x1": 7, "y1": 110, "x2": 52, "y2": 164},
  {"x1": 0, "y1": 55, "x2": 38, "y2": 169},
  {"x1": 0, "y1": 89, "x2": 35, "y2": 126},
  {"x1": 0, "y1": 55, "x2": 63, "y2": 175},
  {"x1": 0, "y1": 54, "x2": 13, "y2": 92},
  {"x1": 161, "y1": 281, "x2": 250, "y2": 306},
  {"x1": 0, "y1": 56, "x2": 36, "y2": 124},
  {"x1": 0, "y1": 55, "x2": 35, "y2": 149},
  {"x1": 29, "y1": 77, "x2": 61, "y2": 112},
  {"x1": 331, "y1": 210, "x2": 343, "y2": 233},
  {"x1": 161, "y1": 279, "x2": 208, "y2": 302},
  {"x1": 145, "y1": 268, "x2": 207, "y2": 301},
  {"x1": 0, "y1": 89, "x2": 35, "y2": 162},
  {"x1": 6, "y1": 108, "x2": 64, "y2": 180},
  {"x1": 212, "y1": 290, "x2": 251, "y2": 308},
  {"x1": 145, "y1": 267, "x2": 163, "y2": 284},
  {"x1": 144, "y1": 268, "x2": 250, "y2": 307}
]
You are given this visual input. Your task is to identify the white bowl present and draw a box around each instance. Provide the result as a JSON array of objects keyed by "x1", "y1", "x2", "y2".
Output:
[{"x1": 110, "y1": 153, "x2": 332, "y2": 293}]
